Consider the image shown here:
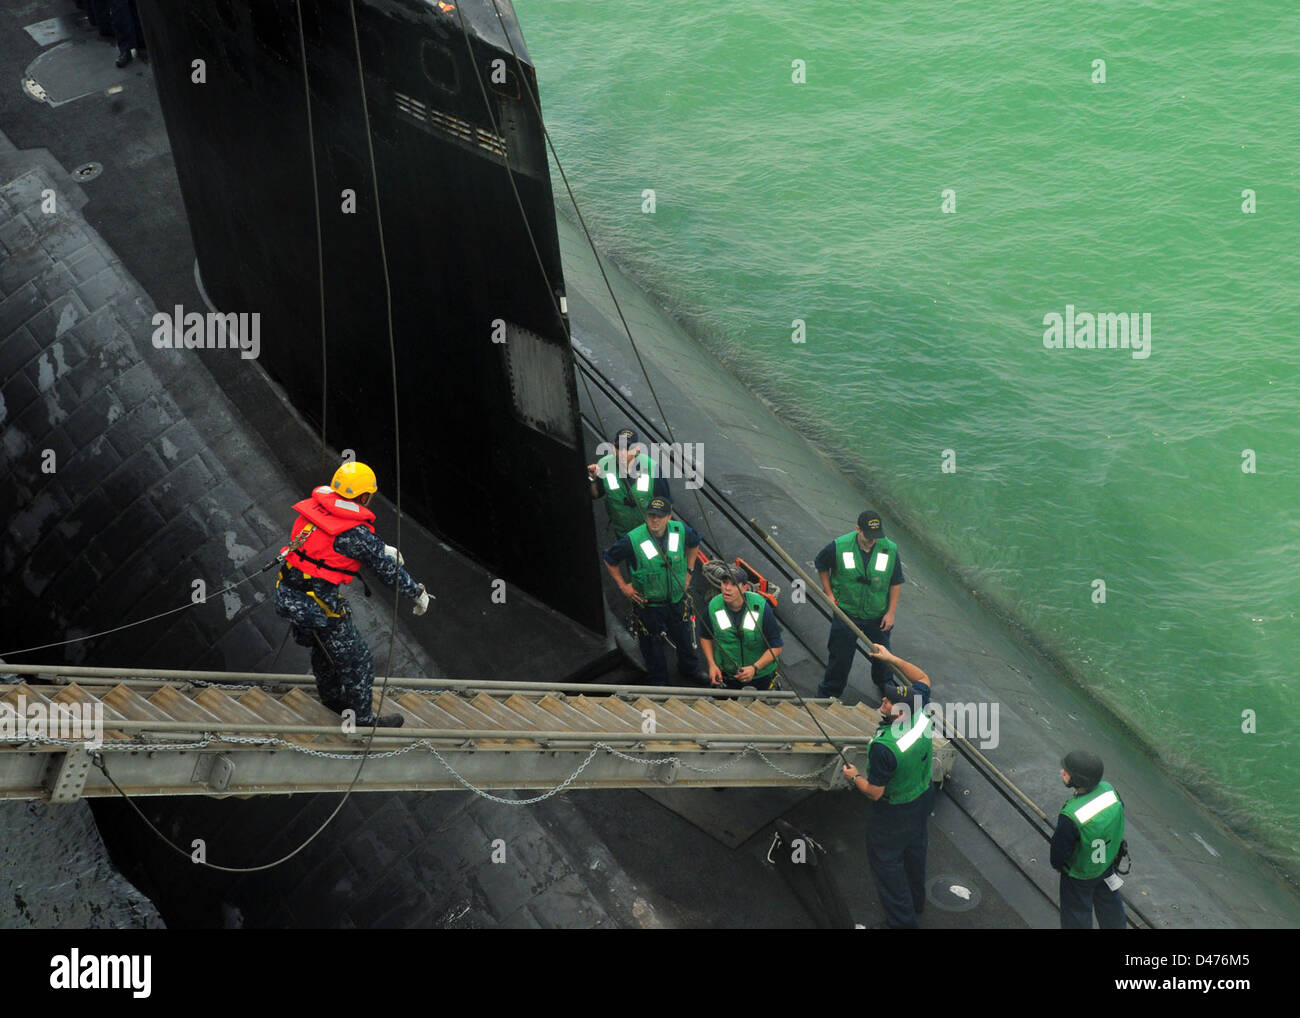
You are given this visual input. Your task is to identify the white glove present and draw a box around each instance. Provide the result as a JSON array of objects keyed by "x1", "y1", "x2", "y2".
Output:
[
  {"x1": 412, "y1": 584, "x2": 431, "y2": 616},
  {"x1": 383, "y1": 544, "x2": 405, "y2": 566}
]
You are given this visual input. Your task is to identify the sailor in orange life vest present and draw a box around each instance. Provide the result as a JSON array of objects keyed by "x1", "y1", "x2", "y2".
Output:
[
  {"x1": 841, "y1": 645, "x2": 934, "y2": 929},
  {"x1": 275, "y1": 462, "x2": 431, "y2": 728}
]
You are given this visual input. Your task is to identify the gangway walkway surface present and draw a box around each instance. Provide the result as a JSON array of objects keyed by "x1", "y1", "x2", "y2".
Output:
[{"x1": 0, "y1": 664, "x2": 956, "y2": 802}]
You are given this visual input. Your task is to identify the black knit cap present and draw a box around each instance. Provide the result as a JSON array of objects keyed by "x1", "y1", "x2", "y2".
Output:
[{"x1": 1062, "y1": 750, "x2": 1104, "y2": 789}]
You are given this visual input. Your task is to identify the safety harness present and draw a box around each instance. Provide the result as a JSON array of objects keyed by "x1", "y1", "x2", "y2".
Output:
[{"x1": 275, "y1": 523, "x2": 371, "y2": 618}]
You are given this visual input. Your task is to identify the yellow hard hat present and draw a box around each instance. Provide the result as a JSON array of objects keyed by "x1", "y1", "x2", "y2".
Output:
[{"x1": 331, "y1": 461, "x2": 378, "y2": 498}]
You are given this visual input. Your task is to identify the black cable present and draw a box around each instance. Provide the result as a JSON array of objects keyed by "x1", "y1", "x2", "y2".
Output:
[
  {"x1": 479, "y1": 0, "x2": 722, "y2": 553},
  {"x1": 291, "y1": 0, "x2": 329, "y2": 453},
  {"x1": 0, "y1": 560, "x2": 279, "y2": 658},
  {"x1": 86, "y1": 1, "x2": 415, "y2": 874},
  {"x1": 698, "y1": 573, "x2": 853, "y2": 771}
]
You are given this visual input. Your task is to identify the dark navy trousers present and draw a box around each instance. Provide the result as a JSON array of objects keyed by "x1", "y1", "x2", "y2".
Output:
[
  {"x1": 108, "y1": 0, "x2": 144, "y2": 53},
  {"x1": 636, "y1": 600, "x2": 701, "y2": 685},
  {"x1": 865, "y1": 784, "x2": 934, "y2": 929},
  {"x1": 275, "y1": 584, "x2": 379, "y2": 725},
  {"x1": 819, "y1": 612, "x2": 892, "y2": 699},
  {"x1": 1059, "y1": 868, "x2": 1127, "y2": 929}
]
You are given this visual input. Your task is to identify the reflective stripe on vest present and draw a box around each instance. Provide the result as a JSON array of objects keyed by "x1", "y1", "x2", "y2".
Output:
[
  {"x1": 1075, "y1": 789, "x2": 1118, "y2": 824},
  {"x1": 627, "y1": 521, "x2": 688, "y2": 604},
  {"x1": 873, "y1": 704, "x2": 932, "y2": 805},
  {"x1": 1061, "y1": 781, "x2": 1125, "y2": 880},
  {"x1": 895, "y1": 710, "x2": 930, "y2": 753},
  {"x1": 598, "y1": 453, "x2": 658, "y2": 538},
  {"x1": 706, "y1": 591, "x2": 775, "y2": 681},
  {"x1": 711, "y1": 607, "x2": 760, "y2": 632},
  {"x1": 831, "y1": 533, "x2": 897, "y2": 619}
]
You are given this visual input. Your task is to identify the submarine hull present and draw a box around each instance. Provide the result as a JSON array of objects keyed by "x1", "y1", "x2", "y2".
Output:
[{"x1": 136, "y1": 0, "x2": 603, "y2": 631}]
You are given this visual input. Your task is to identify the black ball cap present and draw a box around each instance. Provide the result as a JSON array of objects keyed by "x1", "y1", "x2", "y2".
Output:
[
  {"x1": 646, "y1": 496, "x2": 671, "y2": 517},
  {"x1": 615, "y1": 427, "x2": 639, "y2": 446},
  {"x1": 858, "y1": 510, "x2": 884, "y2": 536},
  {"x1": 878, "y1": 677, "x2": 908, "y2": 704},
  {"x1": 1062, "y1": 750, "x2": 1104, "y2": 788}
]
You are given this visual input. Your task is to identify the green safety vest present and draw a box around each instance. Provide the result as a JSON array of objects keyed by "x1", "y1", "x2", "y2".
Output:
[
  {"x1": 627, "y1": 521, "x2": 688, "y2": 605},
  {"x1": 597, "y1": 453, "x2": 657, "y2": 538},
  {"x1": 830, "y1": 533, "x2": 897, "y2": 619},
  {"x1": 871, "y1": 707, "x2": 932, "y2": 805},
  {"x1": 1060, "y1": 781, "x2": 1125, "y2": 880},
  {"x1": 706, "y1": 591, "x2": 777, "y2": 682}
]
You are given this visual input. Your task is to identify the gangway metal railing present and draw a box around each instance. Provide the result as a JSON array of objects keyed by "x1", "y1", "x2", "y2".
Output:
[{"x1": 0, "y1": 664, "x2": 956, "y2": 803}]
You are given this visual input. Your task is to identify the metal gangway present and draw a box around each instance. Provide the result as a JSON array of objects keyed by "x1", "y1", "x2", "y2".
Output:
[{"x1": 0, "y1": 664, "x2": 954, "y2": 802}]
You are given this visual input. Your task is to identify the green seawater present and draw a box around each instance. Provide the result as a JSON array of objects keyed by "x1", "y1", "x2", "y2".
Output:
[{"x1": 516, "y1": 0, "x2": 1300, "y2": 870}]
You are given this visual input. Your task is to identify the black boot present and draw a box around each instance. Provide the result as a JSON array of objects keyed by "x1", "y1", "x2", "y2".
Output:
[
  {"x1": 365, "y1": 714, "x2": 405, "y2": 728},
  {"x1": 115, "y1": 49, "x2": 132, "y2": 68}
]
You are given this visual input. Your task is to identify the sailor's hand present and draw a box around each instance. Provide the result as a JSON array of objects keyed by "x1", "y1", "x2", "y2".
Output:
[
  {"x1": 412, "y1": 583, "x2": 431, "y2": 616},
  {"x1": 735, "y1": 666, "x2": 756, "y2": 683},
  {"x1": 708, "y1": 665, "x2": 724, "y2": 687},
  {"x1": 621, "y1": 584, "x2": 645, "y2": 605},
  {"x1": 881, "y1": 610, "x2": 895, "y2": 632},
  {"x1": 383, "y1": 544, "x2": 405, "y2": 566},
  {"x1": 866, "y1": 642, "x2": 892, "y2": 661},
  {"x1": 587, "y1": 463, "x2": 599, "y2": 479},
  {"x1": 842, "y1": 765, "x2": 859, "y2": 782}
]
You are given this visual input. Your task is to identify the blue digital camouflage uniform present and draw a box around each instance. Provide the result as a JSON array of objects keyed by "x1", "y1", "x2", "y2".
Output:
[{"x1": 274, "y1": 526, "x2": 422, "y2": 724}]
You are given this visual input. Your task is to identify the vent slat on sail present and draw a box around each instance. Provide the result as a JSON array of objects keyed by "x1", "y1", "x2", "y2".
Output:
[{"x1": 393, "y1": 91, "x2": 508, "y2": 160}]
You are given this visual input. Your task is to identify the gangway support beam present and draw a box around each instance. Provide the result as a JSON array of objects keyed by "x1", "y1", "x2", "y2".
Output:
[
  {"x1": 0, "y1": 665, "x2": 956, "y2": 802},
  {"x1": 45, "y1": 746, "x2": 93, "y2": 803}
]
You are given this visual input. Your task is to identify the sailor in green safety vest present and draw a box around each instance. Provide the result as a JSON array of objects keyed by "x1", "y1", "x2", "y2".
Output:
[
  {"x1": 586, "y1": 427, "x2": 671, "y2": 539},
  {"x1": 1051, "y1": 750, "x2": 1127, "y2": 929},
  {"x1": 815, "y1": 509, "x2": 904, "y2": 701},
  {"x1": 699, "y1": 564, "x2": 784, "y2": 691},
  {"x1": 841, "y1": 646, "x2": 934, "y2": 928},
  {"x1": 602, "y1": 496, "x2": 704, "y2": 685}
]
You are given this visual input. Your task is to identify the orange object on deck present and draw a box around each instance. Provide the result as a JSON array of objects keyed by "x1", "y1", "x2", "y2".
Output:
[{"x1": 734, "y1": 557, "x2": 778, "y2": 609}]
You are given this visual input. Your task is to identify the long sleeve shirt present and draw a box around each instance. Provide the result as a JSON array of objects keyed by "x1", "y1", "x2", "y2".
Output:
[
  {"x1": 333, "y1": 526, "x2": 423, "y2": 599},
  {"x1": 1050, "y1": 815, "x2": 1081, "y2": 872}
]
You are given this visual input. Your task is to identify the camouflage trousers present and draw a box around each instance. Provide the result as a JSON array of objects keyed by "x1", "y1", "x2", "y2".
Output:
[{"x1": 274, "y1": 583, "x2": 377, "y2": 725}]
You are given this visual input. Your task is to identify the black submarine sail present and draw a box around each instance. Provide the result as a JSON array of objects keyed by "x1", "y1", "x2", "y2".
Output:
[{"x1": 136, "y1": 0, "x2": 602, "y2": 631}]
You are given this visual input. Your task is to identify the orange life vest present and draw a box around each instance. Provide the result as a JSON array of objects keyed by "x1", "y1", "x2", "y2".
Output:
[{"x1": 281, "y1": 486, "x2": 376, "y2": 585}]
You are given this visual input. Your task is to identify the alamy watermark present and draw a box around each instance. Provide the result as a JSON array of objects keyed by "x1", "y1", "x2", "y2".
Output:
[
  {"x1": 1042, "y1": 305, "x2": 1151, "y2": 360},
  {"x1": 594, "y1": 438, "x2": 705, "y2": 490},
  {"x1": 0, "y1": 696, "x2": 104, "y2": 749},
  {"x1": 890, "y1": 697, "x2": 1000, "y2": 749},
  {"x1": 50, "y1": 950, "x2": 151, "y2": 998},
  {"x1": 151, "y1": 304, "x2": 261, "y2": 360}
]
